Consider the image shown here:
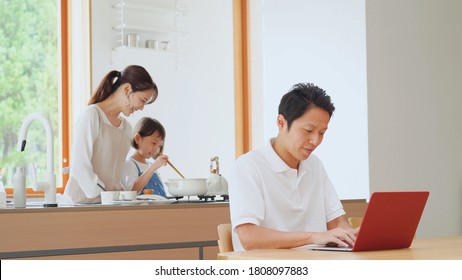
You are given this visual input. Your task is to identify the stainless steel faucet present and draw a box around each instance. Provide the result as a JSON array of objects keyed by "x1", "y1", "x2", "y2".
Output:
[{"x1": 18, "y1": 112, "x2": 57, "y2": 207}]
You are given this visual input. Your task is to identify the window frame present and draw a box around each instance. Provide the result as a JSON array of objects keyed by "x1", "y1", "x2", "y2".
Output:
[
  {"x1": 233, "y1": 0, "x2": 251, "y2": 157},
  {"x1": 59, "y1": 0, "x2": 70, "y2": 194}
]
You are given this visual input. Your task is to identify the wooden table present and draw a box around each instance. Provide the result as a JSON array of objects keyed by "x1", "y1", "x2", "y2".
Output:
[{"x1": 218, "y1": 236, "x2": 462, "y2": 260}]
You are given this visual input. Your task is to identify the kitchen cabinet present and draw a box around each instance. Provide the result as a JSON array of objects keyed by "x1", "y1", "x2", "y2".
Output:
[
  {"x1": 0, "y1": 202, "x2": 230, "y2": 260},
  {"x1": 112, "y1": 0, "x2": 187, "y2": 55}
]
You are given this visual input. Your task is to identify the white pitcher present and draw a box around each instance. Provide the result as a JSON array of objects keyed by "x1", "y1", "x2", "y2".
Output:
[{"x1": 206, "y1": 156, "x2": 228, "y2": 195}]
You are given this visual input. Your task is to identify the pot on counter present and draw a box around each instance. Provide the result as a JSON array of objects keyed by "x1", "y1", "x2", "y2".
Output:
[{"x1": 164, "y1": 178, "x2": 208, "y2": 197}]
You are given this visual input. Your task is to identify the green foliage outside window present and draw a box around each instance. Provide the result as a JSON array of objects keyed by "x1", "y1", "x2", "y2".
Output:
[{"x1": 0, "y1": 0, "x2": 59, "y2": 187}]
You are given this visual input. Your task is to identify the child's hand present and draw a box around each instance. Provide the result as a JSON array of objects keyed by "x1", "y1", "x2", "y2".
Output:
[{"x1": 153, "y1": 154, "x2": 169, "y2": 169}]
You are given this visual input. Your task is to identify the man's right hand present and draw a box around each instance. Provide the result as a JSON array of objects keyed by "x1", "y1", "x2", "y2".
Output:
[{"x1": 310, "y1": 227, "x2": 357, "y2": 248}]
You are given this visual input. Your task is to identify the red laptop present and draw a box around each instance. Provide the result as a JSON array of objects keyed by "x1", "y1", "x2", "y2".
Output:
[{"x1": 311, "y1": 191, "x2": 429, "y2": 252}]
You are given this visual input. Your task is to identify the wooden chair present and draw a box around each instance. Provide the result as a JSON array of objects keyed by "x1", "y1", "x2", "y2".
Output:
[
  {"x1": 348, "y1": 217, "x2": 363, "y2": 228},
  {"x1": 217, "y1": 223, "x2": 234, "y2": 253}
]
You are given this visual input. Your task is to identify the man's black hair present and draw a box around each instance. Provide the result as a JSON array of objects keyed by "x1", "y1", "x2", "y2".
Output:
[{"x1": 278, "y1": 83, "x2": 335, "y2": 129}]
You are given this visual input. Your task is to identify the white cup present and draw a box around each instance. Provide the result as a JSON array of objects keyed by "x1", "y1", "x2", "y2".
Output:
[
  {"x1": 0, "y1": 192, "x2": 6, "y2": 208},
  {"x1": 119, "y1": 191, "x2": 137, "y2": 201},
  {"x1": 145, "y1": 39, "x2": 158, "y2": 49},
  {"x1": 126, "y1": 34, "x2": 139, "y2": 47},
  {"x1": 101, "y1": 191, "x2": 120, "y2": 205}
]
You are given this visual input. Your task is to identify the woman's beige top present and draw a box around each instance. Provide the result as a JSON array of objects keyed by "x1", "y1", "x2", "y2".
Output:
[{"x1": 64, "y1": 105, "x2": 132, "y2": 204}]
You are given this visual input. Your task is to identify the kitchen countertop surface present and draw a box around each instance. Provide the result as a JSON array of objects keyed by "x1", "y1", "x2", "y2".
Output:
[{"x1": 1, "y1": 196, "x2": 229, "y2": 213}]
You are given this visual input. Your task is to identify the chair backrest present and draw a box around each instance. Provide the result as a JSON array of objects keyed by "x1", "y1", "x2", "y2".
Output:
[
  {"x1": 217, "y1": 223, "x2": 234, "y2": 253},
  {"x1": 348, "y1": 214, "x2": 416, "y2": 239},
  {"x1": 348, "y1": 217, "x2": 363, "y2": 228}
]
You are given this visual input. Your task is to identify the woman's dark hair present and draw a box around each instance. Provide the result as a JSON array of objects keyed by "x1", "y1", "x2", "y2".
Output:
[
  {"x1": 131, "y1": 117, "x2": 166, "y2": 154},
  {"x1": 278, "y1": 83, "x2": 335, "y2": 130},
  {"x1": 89, "y1": 65, "x2": 158, "y2": 105}
]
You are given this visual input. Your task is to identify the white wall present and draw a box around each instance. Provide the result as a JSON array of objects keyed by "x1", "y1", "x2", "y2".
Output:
[
  {"x1": 250, "y1": 0, "x2": 369, "y2": 200},
  {"x1": 89, "y1": 0, "x2": 462, "y2": 238},
  {"x1": 91, "y1": 0, "x2": 236, "y2": 181},
  {"x1": 367, "y1": 0, "x2": 462, "y2": 237}
]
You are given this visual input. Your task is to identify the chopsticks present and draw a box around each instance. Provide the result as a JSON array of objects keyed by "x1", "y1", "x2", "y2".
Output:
[{"x1": 167, "y1": 160, "x2": 186, "y2": 178}]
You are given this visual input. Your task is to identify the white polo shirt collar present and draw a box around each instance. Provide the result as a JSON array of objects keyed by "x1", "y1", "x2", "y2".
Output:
[{"x1": 263, "y1": 138, "x2": 311, "y2": 175}]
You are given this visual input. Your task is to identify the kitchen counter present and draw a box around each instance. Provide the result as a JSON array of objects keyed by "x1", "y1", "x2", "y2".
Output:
[{"x1": 0, "y1": 201, "x2": 230, "y2": 260}]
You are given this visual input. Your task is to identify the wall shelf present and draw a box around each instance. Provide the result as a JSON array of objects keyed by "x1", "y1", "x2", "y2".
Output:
[
  {"x1": 112, "y1": 24, "x2": 186, "y2": 36},
  {"x1": 113, "y1": 45, "x2": 181, "y2": 55},
  {"x1": 112, "y1": 3, "x2": 187, "y2": 16},
  {"x1": 111, "y1": 0, "x2": 188, "y2": 53}
]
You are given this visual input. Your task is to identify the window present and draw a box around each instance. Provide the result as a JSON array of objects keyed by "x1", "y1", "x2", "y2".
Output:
[{"x1": 0, "y1": 0, "x2": 70, "y2": 195}]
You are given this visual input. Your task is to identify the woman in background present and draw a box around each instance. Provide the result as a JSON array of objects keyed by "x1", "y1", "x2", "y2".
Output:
[
  {"x1": 65, "y1": 65, "x2": 158, "y2": 204},
  {"x1": 122, "y1": 117, "x2": 168, "y2": 197}
]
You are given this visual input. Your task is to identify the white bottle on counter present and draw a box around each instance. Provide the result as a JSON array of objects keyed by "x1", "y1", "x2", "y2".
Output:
[
  {"x1": 13, "y1": 167, "x2": 26, "y2": 208},
  {"x1": 0, "y1": 181, "x2": 6, "y2": 208}
]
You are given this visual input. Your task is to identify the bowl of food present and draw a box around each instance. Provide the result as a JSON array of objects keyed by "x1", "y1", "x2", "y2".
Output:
[
  {"x1": 143, "y1": 189, "x2": 154, "y2": 195},
  {"x1": 164, "y1": 178, "x2": 207, "y2": 197}
]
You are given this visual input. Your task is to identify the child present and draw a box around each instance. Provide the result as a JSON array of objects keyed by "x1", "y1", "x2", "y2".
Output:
[{"x1": 122, "y1": 117, "x2": 169, "y2": 196}]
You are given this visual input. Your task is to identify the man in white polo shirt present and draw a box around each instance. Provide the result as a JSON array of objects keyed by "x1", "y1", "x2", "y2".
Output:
[{"x1": 229, "y1": 83, "x2": 358, "y2": 252}]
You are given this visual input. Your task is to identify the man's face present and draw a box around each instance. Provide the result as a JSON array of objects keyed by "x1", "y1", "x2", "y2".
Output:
[{"x1": 277, "y1": 107, "x2": 330, "y2": 168}]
